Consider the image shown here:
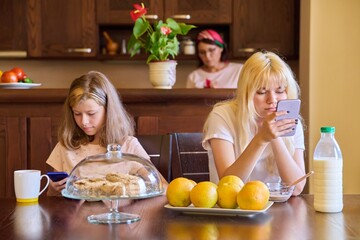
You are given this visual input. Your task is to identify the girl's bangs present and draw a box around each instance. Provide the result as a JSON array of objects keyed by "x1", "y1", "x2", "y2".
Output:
[{"x1": 254, "y1": 69, "x2": 288, "y2": 90}]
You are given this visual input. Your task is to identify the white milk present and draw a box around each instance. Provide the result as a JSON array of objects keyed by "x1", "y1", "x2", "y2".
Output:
[{"x1": 313, "y1": 158, "x2": 343, "y2": 212}]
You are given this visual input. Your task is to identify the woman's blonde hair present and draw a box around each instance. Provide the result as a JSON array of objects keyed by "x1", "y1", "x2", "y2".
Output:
[
  {"x1": 205, "y1": 51, "x2": 301, "y2": 171},
  {"x1": 58, "y1": 71, "x2": 135, "y2": 149}
]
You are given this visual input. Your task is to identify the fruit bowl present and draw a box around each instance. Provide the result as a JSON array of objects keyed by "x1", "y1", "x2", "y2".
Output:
[{"x1": 265, "y1": 182, "x2": 294, "y2": 202}]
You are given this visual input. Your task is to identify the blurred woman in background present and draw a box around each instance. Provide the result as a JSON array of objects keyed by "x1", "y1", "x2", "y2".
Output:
[{"x1": 186, "y1": 29, "x2": 243, "y2": 88}]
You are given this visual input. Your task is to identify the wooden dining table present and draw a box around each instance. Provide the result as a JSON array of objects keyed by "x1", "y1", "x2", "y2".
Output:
[{"x1": 0, "y1": 194, "x2": 359, "y2": 240}]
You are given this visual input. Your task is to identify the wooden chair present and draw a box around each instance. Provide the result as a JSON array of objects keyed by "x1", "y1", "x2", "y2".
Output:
[
  {"x1": 136, "y1": 134, "x2": 172, "y2": 182},
  {"x1": 171, "y1": 133, "x2": 209, "y2": 182}
]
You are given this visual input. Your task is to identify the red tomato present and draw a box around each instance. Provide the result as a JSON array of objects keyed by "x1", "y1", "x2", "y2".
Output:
[
  {"x1": 1, "y1": 71, "x2": 18, "y2": 83},
  {"x1": 10, "y1": 67, "x2": 26, "y2": 81}
]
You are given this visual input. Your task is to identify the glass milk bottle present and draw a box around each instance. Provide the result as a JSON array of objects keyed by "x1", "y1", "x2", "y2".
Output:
[{"x1": 313, "y1": 126, "x2": 343, "y2": 212}]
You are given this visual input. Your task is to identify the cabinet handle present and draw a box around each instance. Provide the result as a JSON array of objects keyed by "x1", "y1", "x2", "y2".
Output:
[
  {"x1": 237, "y1": 48, "x2": 256, "y2": 53},
  {"x1": 170, "y1": 14, "x2": 191, "y2": 20},
  {"x1": 67, "y1": 48, "x2": 92, "y2": 53},
  {"x1": 0, "y1": 51, "x2": 27, "y2": 58},
  {"x1": 145, "y1": 15, "x2": 159, "y2": 20}
]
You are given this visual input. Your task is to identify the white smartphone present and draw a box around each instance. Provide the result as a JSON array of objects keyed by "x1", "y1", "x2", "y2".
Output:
[{"x1": 275, "y1": 99, "x2": 301, "y2": 137}]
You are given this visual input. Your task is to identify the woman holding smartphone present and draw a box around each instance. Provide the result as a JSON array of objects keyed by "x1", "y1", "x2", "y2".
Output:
[{"x1": 202, "y1": 50, "x2": 306, "y2": 195}]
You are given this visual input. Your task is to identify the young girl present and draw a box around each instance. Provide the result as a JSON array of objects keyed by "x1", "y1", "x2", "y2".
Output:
[
  {"x1": 46, "y1": 71, "x2": 167, "y2": 196},
  {"x1": 202, "y1": 51, "x2": 306, "y2": 195}
]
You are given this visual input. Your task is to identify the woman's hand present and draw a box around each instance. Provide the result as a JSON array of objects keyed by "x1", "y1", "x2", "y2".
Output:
[
  {"x1": 47, "y1": 178, "x2": 67, "y2": 196},
  {"x1": 257, "y1": 111, "x2": 297, "y2": 142}
]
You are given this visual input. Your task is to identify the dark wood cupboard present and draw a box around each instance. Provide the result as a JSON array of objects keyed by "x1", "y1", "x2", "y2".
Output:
[
  {"x1": 1, "y1": 0, "x2": 299, "y2": 60},
  {"x1": 26, "y1": 0, "x2": 97, "y2": 58},
  {"x1": 232, "y1": 0, "x2": 300, "y2": 58},
  {"x1": 164, "y1": 0, "x2": 232, "y2": 24},
  {"x1": 97, "y1": 0, "x2": 164, "y2": 24},
  {"x1": 96, "y1": 0, "x2": 231, "y2": 25},
  {"x1": 97, "y1": 0, "x2": 299, "y2": 60},
  {"x1": 0, "y1": 0, "x2": 27, "y2": 55}
]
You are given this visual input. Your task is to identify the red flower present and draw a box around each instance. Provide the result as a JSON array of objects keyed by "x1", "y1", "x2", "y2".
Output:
[
  {"x1": 130, "y1": 3, "x2": 147, "y2": 21},
  {"x1": 160, "y1": 26, "x2": 172, "y2": 35}
]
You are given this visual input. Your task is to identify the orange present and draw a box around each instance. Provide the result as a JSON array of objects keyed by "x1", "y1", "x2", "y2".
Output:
[
  {"x1": 217, "y1": 183, "x2": 241, "y2": 209},
  {"x1": 166, "y1": 177, "x2": 196, "y2": 207},
  {"x1": 237, "y1": 181, "x2": 270, "y2": 210},
  {"x1": 190, "y1": 181, "x2": 218, "y2": 208},
  {"x1": 192, "y1": 223, "x2": 219, "y2": 240},
  {"x1": 218, "y1": 175, "x2": 244, "y2": 189},
  {"x1": 166, "y1": 222, "x2": 192, "y2": 240}
]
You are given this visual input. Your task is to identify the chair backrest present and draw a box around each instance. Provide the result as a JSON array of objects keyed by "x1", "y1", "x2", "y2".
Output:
[
  {"x1": 171, "y1": 132, "x2": 209, "y2": 182},
  {"x1": 136, "y1": 134, "x2": 172, "y2": 182}
]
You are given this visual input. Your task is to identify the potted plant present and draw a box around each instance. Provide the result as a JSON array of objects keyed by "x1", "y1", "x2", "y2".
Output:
[{"x1": 127, "y1": 3, "x2": 196, "y2": 88}]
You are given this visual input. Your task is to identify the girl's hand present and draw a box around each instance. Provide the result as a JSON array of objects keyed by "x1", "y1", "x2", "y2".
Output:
[
  {"x1": 257, "y1": 111, "x2": 297, "y2": 142},
  {"x1": 47, "y1": 178, "x2": 67, "y2": 196}
]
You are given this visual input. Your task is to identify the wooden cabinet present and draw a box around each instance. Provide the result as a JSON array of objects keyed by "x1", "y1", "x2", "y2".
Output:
[
  {"x1": 96, "y1": 0, "x2": 231, "y2": 60},
  {"x1": 0, "y1": 116, "x2": 56, "y2": 197},
  {"x1": 97, "y1": 0, "x2": 164, "y2": 24},
  {"x1": 165, "y1": 0, "x2": 232, "y2": 24},
  {"x1": 27, "y1": 0, "x2": 97, "y2": 58},
  {"x1": 0, "y1": 117, "x2": 27, "y2": 197},
  {"x1": 0, "y1": 0, "x2": 27, "y2": 57},
  {"x1": 232, "y1": 0, "x2": 300, "y2": 59},
  {"x1": 96, "y1": 0, "x2": 231, "y2": 24},
  {"x1": 2, "y1": 0, "x2": 300, "y2": 60}
]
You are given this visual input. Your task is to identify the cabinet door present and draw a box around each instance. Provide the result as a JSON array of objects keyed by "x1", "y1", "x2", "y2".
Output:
[
  {"x1": 27, "y1": 0, "x2": 97, "y2": 57},
  {"x1": 97, "y1": 0, "x2": 164, "y2": 24},
  {"x1": 0, "y1": 0, "x2": 27, "y2": 56},
  {"x1": 165, "y1": 0, "x2": 232, "y2": 24},
  {"x1": 232, "y1": 0, "x2": 299, "y2": 58},
  {"x1": 28, "y1": 117, "x2": 54, "y2": 174},
  {"x1": 0, "y1": 117, "x2": 27, "y2": 198}
]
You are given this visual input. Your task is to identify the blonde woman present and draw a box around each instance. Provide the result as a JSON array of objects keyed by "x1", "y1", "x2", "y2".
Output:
[
  {"x1": 202, "y1": 51, "x2": 305, "y2": 195},
  {"x1": 46, "y1": 71, "x2": 167, "y2": 196}
]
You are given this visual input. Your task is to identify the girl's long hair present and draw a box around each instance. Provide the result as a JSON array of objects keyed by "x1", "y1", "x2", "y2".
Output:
[
  {"x1": 58, "y1": 71, "x2": 135, "y2": 149},
  {"x1": 204, "y1": 51, "x2": 301, "y2": 171}
]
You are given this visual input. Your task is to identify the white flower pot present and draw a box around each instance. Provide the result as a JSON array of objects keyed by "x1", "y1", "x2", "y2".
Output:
[{"x1": 148, "y1": 60, "x2": 177, "y2": 89}]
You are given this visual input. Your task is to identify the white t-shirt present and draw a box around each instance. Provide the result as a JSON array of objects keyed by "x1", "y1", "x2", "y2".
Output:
[
  {"x1": 186, "y1": 62, "x2": 243, "y2": 88},
  {"x1": 202, "y1": 104, "x2": 305, "y2": 184},
  {"x1": 46, "y1": 136, "x2": 150, "y2": 174}
]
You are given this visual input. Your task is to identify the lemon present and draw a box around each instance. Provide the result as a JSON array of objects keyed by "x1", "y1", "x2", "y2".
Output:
[
  {"x1": 166, "y1": 177, "x2": 196, "y2": 207},
  {"x1": 218, "y1": 175, "x2": 244, "y2": 188},
  {"x1": 237, "y1": 180, "x2": 270, "y2": 210},
  {"x1": 217, "y1": 183, "x2": 241, "y2": 209},
  {"x1": 190, "y1": 181, "x2": 218, "y2": 208}
]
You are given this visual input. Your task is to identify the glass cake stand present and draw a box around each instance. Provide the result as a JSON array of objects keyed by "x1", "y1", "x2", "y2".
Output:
[{"x1": 62, "y1": 144, "x2": 164, "y2": 224}]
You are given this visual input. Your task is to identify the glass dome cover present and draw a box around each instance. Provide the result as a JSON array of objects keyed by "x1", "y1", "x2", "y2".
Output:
[{"x1": 64, "y1": 143, "x2": 164, "y2": 201}]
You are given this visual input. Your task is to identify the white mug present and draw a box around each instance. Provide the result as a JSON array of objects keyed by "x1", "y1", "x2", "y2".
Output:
[{"x1": 14, "y1": 170, "x2": 50, "y2": 203}]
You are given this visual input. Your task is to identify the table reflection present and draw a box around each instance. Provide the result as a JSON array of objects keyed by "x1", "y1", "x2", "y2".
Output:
[
  {"x1": 1, "y1": 195, "x2": 359, "y2": 240},
  {"x1": 166, "y1": 213, "x2": 272, "y2": 240},
  {"x1": 315, "y1": 212, "x2": 345, "y2": 239},
  {"x1": 14, "y1": 202, "x2": 50, "y2": 239}
]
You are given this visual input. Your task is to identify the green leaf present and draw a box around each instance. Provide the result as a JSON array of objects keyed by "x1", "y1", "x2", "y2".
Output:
[
  {"x1": 133, "y1": 18, "x2": 150, "y2": 38},
  {"x1": 166, "y1": 18, "x2": 181, "y2": 34},
  {"x1": 178, "y1": 23, "x2": 196, "y2": 35}
]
